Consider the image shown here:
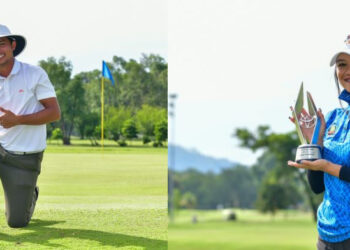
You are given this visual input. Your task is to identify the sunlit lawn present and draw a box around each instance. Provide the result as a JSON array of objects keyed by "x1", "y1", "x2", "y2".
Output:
[
  {"x1": 169, "y1": 209, "x2": 318, "y2": 250},
  {"x1": 0, "y1": 140, "x2": 167, "y2": 249}
]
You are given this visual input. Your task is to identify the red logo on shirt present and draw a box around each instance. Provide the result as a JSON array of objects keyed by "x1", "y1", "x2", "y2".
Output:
[{"x1": 18, "y1": 89, "x2": 24, "y2": 93}]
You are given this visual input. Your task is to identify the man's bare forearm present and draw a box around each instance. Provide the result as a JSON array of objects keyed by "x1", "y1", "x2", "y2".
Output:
[
  {"x1": 17, "y1": 107, "x2": 60, "y2": 125},
  {"x1": 0, "y1": 97, "x2": 60, "y2": 128}
]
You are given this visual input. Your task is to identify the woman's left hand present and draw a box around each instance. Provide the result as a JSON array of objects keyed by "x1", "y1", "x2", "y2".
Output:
[{"x1": 287, "y1": 159, "x2": 330, "y2": 171}]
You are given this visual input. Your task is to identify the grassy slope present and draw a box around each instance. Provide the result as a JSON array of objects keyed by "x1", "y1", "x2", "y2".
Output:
[
  {"x1": 0, "y1": 141, "x2": 167, "y2": 249},
  {"x1": 169, "y1": 209, "x2": 318, "y2": 250}
]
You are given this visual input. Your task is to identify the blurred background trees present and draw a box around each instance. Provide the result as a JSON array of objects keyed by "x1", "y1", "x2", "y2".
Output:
[
  {"x1": 39, "y1": 54, "x2": 167, "y2": 146},
  {"x1": 171, "y1": 126, "x2": 323, "y2": 221}
]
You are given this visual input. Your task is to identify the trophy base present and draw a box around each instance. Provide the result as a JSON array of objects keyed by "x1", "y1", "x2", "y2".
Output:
[{"x1": 295, "y1": 144, "x2": 322, "y2": 163}]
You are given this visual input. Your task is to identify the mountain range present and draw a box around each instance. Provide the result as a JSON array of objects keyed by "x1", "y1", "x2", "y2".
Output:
[{"x1": 168, "y1": 144, "x2": 237, "y2": 173}]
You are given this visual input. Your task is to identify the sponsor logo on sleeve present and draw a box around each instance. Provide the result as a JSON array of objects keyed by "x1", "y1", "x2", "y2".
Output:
[{"x1": 328, "y1": 124, "x2": 336, "y2": 136}]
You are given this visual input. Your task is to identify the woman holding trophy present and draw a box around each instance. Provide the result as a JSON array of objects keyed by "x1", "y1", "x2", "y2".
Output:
[{"x1": 288, "y1": 35, "x2": 350, "y2": 249}]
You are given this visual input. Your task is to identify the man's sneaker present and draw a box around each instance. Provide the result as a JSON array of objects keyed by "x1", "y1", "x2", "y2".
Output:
[{"x1": 28, "y1": 186, "x2": 39, "y2": 220}]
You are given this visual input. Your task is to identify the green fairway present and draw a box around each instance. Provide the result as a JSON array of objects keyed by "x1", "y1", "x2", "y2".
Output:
[
  {"x1": 0, "y1": 141, "x2": 167, "y2": 249},
  {"x1": 169, "y1": 209, "x2": 318, "y2": 250}
]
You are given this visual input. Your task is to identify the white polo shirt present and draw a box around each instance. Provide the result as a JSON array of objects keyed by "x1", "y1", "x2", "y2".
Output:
[{"x1": 0, "y1": 59, "x2": 56, "y2": 152}]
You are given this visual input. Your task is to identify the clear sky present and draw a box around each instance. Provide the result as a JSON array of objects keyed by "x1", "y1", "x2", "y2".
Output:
[
  {"x1": 2, "y1": 0, "x2": 167, "y2": 75},
  {"x1": 168, "y1": 0, "x2": 350, "y2": 165}
]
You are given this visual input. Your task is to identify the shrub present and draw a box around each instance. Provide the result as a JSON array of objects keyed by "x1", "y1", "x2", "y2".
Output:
[
  {"x1": 118, "y1": 140, "x2": 127, "y2": 147},
  {"x1": 143, "y1": 135, "x2": 151, "y2": 144},
  {"x1": 51, "y1": 128, "x2": 63, "y2": 140}
]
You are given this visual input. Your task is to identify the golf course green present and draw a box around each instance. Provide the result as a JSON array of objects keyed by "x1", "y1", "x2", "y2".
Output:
[
  {"x1": 169, "y1": 209, "x2": 318, "y2": 250},
  {"x1": 0, "y1": 140, "x2": 167, "y2": 249}
]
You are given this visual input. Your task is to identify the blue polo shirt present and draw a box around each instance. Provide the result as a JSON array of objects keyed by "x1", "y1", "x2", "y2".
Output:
[{"x1": 318, "y1": 89, "x2": 350, "y2": 242}]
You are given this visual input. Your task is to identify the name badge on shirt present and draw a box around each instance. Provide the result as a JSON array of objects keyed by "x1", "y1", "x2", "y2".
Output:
[{"x1": 328, "y1": 124, "x2": 336, "y2": 136}]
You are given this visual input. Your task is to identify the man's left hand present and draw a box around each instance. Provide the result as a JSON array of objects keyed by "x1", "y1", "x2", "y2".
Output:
[{"x1": 0, "y1": 107, "x2": 20, "y2": 128}]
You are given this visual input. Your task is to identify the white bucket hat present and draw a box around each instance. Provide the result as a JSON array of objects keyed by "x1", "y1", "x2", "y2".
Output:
[
  {"x1": 0, "y1": 24, "x2": 26, "y2": 57},
  {"x1": 330, "y1": 35, "x2": 350, "y2": 66}
]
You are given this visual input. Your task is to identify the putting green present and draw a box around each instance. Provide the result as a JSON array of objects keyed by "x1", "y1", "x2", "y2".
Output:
[{"x1": 0, "y1": 143, "x2": 167, "y2": 249}]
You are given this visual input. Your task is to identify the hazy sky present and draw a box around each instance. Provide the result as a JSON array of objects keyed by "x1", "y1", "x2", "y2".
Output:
[
  {"x1": 168, "y1": 0, "x2": 350, "y2": 165},
  {"x1": 2, "y1": 0, "x2": 167, "y2": 75},
  {"x1": 4, "y1": 0, "x2": 350, "y2": 167}
]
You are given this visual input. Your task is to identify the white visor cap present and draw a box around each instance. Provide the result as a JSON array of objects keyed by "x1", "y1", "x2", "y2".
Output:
[
  {"x1": 330, "y1": 35, "x2": 350, "y2": 66},
  {"x1": 330, "y1": 49, "x2": 350, "y2": 66}
]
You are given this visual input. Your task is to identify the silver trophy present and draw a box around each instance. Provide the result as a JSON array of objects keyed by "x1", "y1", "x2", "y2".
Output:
[{"x1": 291, "y1": 83, "x2": 322, "y2": 163}]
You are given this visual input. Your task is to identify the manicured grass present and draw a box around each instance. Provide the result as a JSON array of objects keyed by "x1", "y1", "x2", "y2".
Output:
[
  {"x1": 0, "y1": 142, "x2": 167, "y2": 249},
  {"x1": 169, "y1": 209, "x2": 318, "y2": 250},
  {"x1": 47, "y1": 138, "x2": 167, "y2": 148}
]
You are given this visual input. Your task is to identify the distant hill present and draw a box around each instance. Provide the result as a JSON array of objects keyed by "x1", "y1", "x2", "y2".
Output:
[{"x1": 168, "y1": 144, "x2": 237, "y2": 173}]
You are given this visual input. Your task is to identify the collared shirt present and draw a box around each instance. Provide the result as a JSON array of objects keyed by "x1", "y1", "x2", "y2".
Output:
[
  {"x1": 0, "y1": 59, "x2": 56, "y2": 152},
  {"x1": 318, "y1": 89, "x2": 350, "y2": 243}
]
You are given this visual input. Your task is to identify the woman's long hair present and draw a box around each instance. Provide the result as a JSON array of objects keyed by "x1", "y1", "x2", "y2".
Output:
[{"x1": 334, "y1": 70, "x2": 345, "y2": 109}]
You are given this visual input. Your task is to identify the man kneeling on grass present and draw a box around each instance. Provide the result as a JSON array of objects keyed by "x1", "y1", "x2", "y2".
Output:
[{"x1": 0, "y1": 24, "x2": 60, "y2": 227}]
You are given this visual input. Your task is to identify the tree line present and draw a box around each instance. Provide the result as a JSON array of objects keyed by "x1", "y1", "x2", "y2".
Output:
[
  {"x1": 172, "y1": 126, "x2": 323, "y2": 221},
  {"x1": 38, "y1": 54, "x2": 167, "y2": 146},
  {"x1": 171, "y1": 165, "x2": 257, "y2": 210}
]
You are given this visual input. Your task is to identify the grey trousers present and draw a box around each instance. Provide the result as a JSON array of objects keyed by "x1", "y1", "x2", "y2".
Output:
[
  {"x1": 317, "y1": 237, "x2": 350, "y2": 250},
  {"x1": 0, "y1": 145, "x2": 43, "y2": 228}
]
